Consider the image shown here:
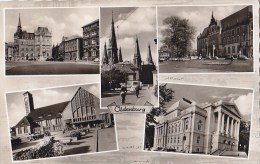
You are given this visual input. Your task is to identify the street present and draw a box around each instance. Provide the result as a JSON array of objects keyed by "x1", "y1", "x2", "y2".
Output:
[
  {"x1": 159, "y1": 59, "x2": 254, "y2": 73},
  {"x1": 6, "y1": 61, "x2": 100, "y2": 75},
  {"x1": 101, "y1": 85, "x2": 158, "y2": 107}
]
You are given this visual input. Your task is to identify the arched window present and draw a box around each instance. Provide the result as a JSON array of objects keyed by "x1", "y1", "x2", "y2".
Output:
[
  {"x1": 185, "y1": 119, "x2": 189, "y2": 130},
  {"x1": 198, "y1": 120, "x2": 202, "y2": 131}
]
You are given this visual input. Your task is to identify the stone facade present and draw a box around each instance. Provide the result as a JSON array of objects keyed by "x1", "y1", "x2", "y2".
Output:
[
  {"x1": 154, "y1": 98, "x2": 241, "y2": 154},
  {"x1": 64, "y1": 35, "x2": 83, "y2": 61},
  {"x1": 82, "y1": 19, "x2": 99, "y2": 61}
]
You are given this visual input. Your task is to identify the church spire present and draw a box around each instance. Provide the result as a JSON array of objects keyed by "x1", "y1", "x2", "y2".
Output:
[
  {"x1": 133, "y1": 36, "x2": 142, "y2": 68},
  {"x1": 209, "y1": 11, "x2": 217, "y2": 26},
  {"x1": 18, "y1": 13, "x2": 22, "y2": 29},
  {"x1": 107, "y1": 10, "x2": 118, "y2": 64},
  {"x1": 146, "y1": 43, "x2": 154, "y2": 65},
  {"x1": 102, "y1": 42, "x2": 108, "y2": 64},
  {"x1": 118, "y1": 47, "x2": 123, "y2": 62}
]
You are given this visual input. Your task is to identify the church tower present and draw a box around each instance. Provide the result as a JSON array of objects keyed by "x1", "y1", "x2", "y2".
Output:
[
  {"x1": 209, "y1": 11, "x2": 217, "y2": 26},
  {"x1": 14, "y1": 13, "x2": 23, "y2": 38},
  {"x1": 107, "y1": 11, "x2": 118, "y2": 65},
  {"x1": 133, "y1": 36, "x2": 142, "y2": 69},
  {"x1": 23, "y1": 91, "x2": 34, "y2": 116},
  {"x1": 118, "y1": 47, "x2": 123, "y2": 62},
  {"x1": 146, "y1": 43, "x2": 154, "y2": 65},
  {"x1": 102, "y1": 42, "x2": 108, "y2": 64}
]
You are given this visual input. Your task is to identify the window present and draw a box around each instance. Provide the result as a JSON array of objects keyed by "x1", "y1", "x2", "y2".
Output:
[
  {"x1": 177, "y1": 136, "x2": 180, "y2": 143},
  {"x1": 185, "y1": 119, "x2": 189, "y2": 130},
  {"x1": 171, "y1": 126, "x2": 174, "y2": 133},
  {"x1": 174, "y1": 137, "x2": 176, "y2": 143},
  {"x1": 175, "y1": 124, "x2": 177, "y2": 132},
  {"x1": 171, "y1": 137, "x2": 172, "y2": 143},
  {"x1": 228, "y1": 47, "x2": 230, "y2": 53},
  {"x1": 198, "y1": 120, "x2": 202, "y2": 131},
  {"x1": 232, "y1": 46, "x2": 235, "y2": 53},
  {"x1": 197, "y1": 135, "x2": 200, "y2": 144},
  {"x1": 237, "y1": 45, "x2": 240, "y2": 53}
]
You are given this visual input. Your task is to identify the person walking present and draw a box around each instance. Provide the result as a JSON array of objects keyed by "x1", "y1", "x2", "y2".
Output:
[
  {"x1": 135, "y1": 85, "x2": 140, "y2": 98},
  {"x1": 120, "y1": 84, "x2": 127, "y2": 104}
]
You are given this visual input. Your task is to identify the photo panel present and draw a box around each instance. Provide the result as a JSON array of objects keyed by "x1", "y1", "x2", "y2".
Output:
[
  {"x1": 158, "y1": 5, "x2": 254, "y2": 73},
  {"x1": 5, "y1": 83, "x2": 118, "y2": 162},
  {"x1": 144, "y1": 83, "x2": 253, "y2": 159},
  {"x1": 5, "y1": 7, "x2": 100, "y2": 75},
  {"x1": 100, "y1": 7, "x2": 159, "y2": 108}
]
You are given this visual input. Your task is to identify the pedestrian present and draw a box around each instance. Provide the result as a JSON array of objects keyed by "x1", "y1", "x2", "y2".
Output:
[
  {"x1": 231, "y1": 55, "x2": 234, "y2": 63},
  {"x1": 135, "y1": 85, "x2": 140, "y2": 98},
  {"x1": 120, "y1": 84, "x2": 127, "y2": 104}
]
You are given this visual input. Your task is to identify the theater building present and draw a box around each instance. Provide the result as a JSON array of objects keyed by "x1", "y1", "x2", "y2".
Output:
[
  {"x1": 154, "y1": 98, "x2": 241, "y2": 155},
  {"x1": 64, "y1": 35, "x2": 83, "y2": 61},
  {"x1": 12, "y1": 14, "x2": 52, "y2": 61},
  {"x1": 13, "y1": 87, "x2": 113, "y2": 137},
  {"x1": 82, "y1": 19, "x2": 99, "y2": 61}
]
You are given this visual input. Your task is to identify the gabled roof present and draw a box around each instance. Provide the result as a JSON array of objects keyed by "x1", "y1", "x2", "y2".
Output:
[
  {"x1": 222, "y1": 102, "x2": 242, "y2": 119},
  {"x1": 166, "y1": 98, "x2": 196, "y2": 114},
  {"x1": 82, "y1": 19, "x2": 99, "y2": 28},
  {"x1": 27, "y1": 101, "x2": 70, "y2": 122}
]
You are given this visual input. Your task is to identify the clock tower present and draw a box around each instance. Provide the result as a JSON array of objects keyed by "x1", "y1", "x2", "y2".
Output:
[{"x1": 23, "y1": 91, "x2": 34, "y2": 115}]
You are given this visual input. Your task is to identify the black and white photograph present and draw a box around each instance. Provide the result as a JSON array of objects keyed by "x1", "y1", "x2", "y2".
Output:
[
  {"x1": 100, "y1": 7, "x2": 159, "y2": 107},
  {"x1": 145, "y1": 83, "x2": 253, "y2": 158},
  {"x1": 6, "y1": 84, "x2": 117, "y2": 161},
  {"x1": 5, "y1": 8, "x2": 100, "y2": 75},
  {"x1": 158, "y1": 5, "x2": 254, "y2": 73}
]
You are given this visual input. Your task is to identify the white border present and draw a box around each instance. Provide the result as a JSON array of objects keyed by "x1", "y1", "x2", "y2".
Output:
[
  {"x1": 156, "y1": 3, "x2": 258, "y2": 75},
  {"x1": 4, "y1": 82, "x2": 119, "y2": 163},
  {"x1": 142, "y1": 81, "x2": 255, "y2": 160},
  {"x1": 3, "y1": 6, "x2": 101, "y2": 77}
]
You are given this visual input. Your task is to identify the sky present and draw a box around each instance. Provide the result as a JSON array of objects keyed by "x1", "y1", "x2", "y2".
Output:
[
  {"x1": 6, "y1": 84, "x2": 100, "y2": 127},
  {"x1": 100, "y1": 7, "x2": 157, "y2": 65},
  {"x1": 5, "y1": 8, "x2": 99, "y2": 44},
  {"x1": 161, "y1": 83, "x2": 253, "y2": 121},
  {"x1": 158, "y1": 5, "x2": 249, "y2": 50}
]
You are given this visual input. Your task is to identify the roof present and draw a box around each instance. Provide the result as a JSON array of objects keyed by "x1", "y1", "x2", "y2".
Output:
[
  {"x1": 166, "y1": 98, "x2": 196, "y2": 114},
  {"x1": 65, "y1": 35, "x2": 82, "y2": 41},
  {"x1": 27, "y1": 101, "x2": 70, "y2": 122},
  {"x1": 35, "y1": 27, "x2": 51, "y2": 35},
  {"x1": 222, "y1": 102, "x2": 242, "y2": 118},
  {"x1": 221, "y1": 6, "x2": 252, "y2": 31},
  {"x1": 82, "y1": 19, "x2": 99, "y2": 28},
  {"x1": 102, "y1": 62, "x2": 139, "y2": 74}
]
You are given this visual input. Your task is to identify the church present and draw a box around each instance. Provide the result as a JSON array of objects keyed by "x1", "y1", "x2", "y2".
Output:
[
  {"x1": 153, "y1": 98, "x2": 242, "y2": 155},
  {"x1": 10, "y1": 14, "x2": 53, "y2": 61},
  {"x1": 13, "y1": 87, "x2": 113, "y2": 137},
  {"x1": 101, "y1": 12, "x2": 156, "y2": 87}
]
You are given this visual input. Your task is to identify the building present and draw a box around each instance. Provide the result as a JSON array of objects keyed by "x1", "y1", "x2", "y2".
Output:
[
  {"x1": 82, "y1": 19, "x2": 99, "y2": 61},
  {"x1": 12, "y1": 14, "x2": 52, "y2": 61},
  {"x1": 64, "y1": 35, "x2": 83, "y2": 61},
  {"x1": 13, "y1": 87, "x2": 113, "y2": 137},
  {"x1": 5, "y1": 42, "x2": 14, "y2": 61},
  {"x1": 153, "y1": 98, "x2": 241, "y2": 155},
  {"x1": 197, "y1": 12, "x2": 222, "y2": 58},
  {"x1": 220, "y1": 6, "x2": 253, "y2": 58},
  {"x1": 102, "y1": 12, "x2": 156, "y2": 87},
  {"x1": 197, "y1": 6, "x2": 253, "y2": 58}
]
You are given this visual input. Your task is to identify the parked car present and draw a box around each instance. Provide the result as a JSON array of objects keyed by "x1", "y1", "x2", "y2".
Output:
[
  {"x1": 11, "y1": 136, "x2": 21, "y2": 145},
  {"x1": 159, "y1": 58, "x2": 165, "y2": 62},
  {"x1": 94, "y1": 58, "x2": 99, "y2": 62},
  {"x1": 237, "y1": 55, "x2": 248, "y2": 60}
]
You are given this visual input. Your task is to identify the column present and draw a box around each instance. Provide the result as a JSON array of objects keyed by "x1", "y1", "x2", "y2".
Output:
[
  {"x1": 236, "y1": 121, "x2": 240, "y2": 140},
  {"x1": 221, "y1": 113, "x2": 225, "y2": 134},
  {"x1": 226, "y1": 116, "x2": 230, "y2": 136},
  {"x1": 216, "y1": 111, "x2": 222, "y2": 135},
  {"x1": 234, "y1": 121, "x2": 237, "y2": 139},
  {"x1": 230, "y1": 118, "x2": 234, "y2": 138}
]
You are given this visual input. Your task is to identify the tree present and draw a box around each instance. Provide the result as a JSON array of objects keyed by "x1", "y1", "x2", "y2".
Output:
[
  {"x1": 161, "y1": 16, "x2": 195, "y2": 58},
  {"x1": 101, "y1": 67, "x2": 128, "y2": 92},
  {"x1": 238, "y1": 120, "x2": 250, "y2": 155},
  {"x1": 145, "y1": 84, "x2": 174, "y2": 149}
]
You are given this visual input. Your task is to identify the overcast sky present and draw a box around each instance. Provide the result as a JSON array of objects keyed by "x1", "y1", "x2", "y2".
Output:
[
  {"x1": 6, "y1": 84, "x2": 100, "y2": 127},
  {"x1": 162, "y1": 83, "x2": 253, "y2": 121},
  {"x1": 5, "y1": 8, "x2": 99, "y2": 44},
  {"x1": 158, "y1": 5, "x2": 249, "y2": 50},
  {"x1": 100, "y1": 7, "x2": 157, "y2": 65}
]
